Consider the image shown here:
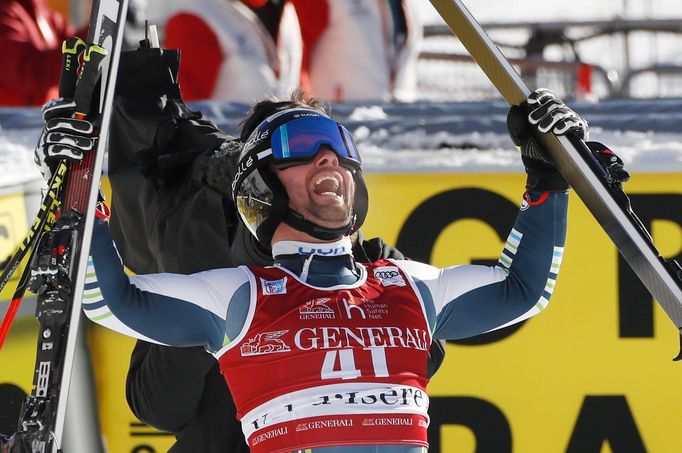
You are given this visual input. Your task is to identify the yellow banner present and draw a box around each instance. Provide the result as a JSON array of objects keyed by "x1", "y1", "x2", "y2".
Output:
[
  {"x1": 2, "y1": 172, "x2": 682, "y2": 452},
  {"x1": 0, "y1": 193, "x2": 28, "y2": 301},
  {"x1": 363, "y1": 172, "x2": 682, "y2": 453}
]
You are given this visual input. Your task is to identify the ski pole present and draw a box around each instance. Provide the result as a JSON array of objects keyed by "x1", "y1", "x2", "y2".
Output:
[
  {"x1": 0, "y1": 233, "x2": 55, "y2": 350},
  {"x1": 0, "y1": 36, "x2": 86, "y2": 291},
  {"x1": 0, "y1": 37, "x2": 86, "y2": 349},
  {"x1": 0, "y1": 164, "x2": 65, "y2": 349},
  {"x1": 0, "y1": 166, "x2": 64, "y2": 295},
  {"x1": 0, "y1": 37, "x2": 85, "y2": 293}
]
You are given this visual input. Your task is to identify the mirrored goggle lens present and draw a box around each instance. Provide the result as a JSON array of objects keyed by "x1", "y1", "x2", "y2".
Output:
[
  {"x1": 236, "y1": 194, "x2": 270, "y2": 239},
  {"x1": 270, "y1": 117, "x2": 361, "y2": 167}
]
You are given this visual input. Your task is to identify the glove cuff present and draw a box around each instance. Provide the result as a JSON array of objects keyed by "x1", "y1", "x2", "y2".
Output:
[{"x1": 523, "y1": 156, "x2": 569, "y2": 191}]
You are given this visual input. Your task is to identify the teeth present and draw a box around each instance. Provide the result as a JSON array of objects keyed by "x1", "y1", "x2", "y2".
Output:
[
  {"x1": 315, "y1": 175, "x2": 338, "y2": 185},
  {"x1": 314, "y1": 175, "x2": 341, "y2": 196}
]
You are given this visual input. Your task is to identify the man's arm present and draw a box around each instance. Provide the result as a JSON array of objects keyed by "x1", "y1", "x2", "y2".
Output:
[
  {"x1": 87, "y1": 220, "x2": 247, "y2": 351},
  {"x1": 398, "y1": 189, "x2": 567, "y2": 340},
  {"x1": 108, "y1": 46, "x2": 247, "y2": 439}
]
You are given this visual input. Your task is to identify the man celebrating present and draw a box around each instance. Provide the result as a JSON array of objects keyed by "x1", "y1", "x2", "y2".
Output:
[{"x1": 35, "y1": 88, "x2": 626, "y2": 451}]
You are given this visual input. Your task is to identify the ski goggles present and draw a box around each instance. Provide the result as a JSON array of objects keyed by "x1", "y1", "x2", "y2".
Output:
[{"x1": 268, "y1": 116, "x2": 362, "y2": 170}]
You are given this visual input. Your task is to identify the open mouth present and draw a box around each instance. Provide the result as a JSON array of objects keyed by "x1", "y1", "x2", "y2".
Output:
[{"x1": 312, "y1": 175, "x2": 342, "y2": 197}]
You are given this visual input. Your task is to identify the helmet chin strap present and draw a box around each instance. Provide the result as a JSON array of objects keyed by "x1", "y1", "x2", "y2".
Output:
[{"x1": 283, "y1": 210, "x2": 356, "y2": 241}]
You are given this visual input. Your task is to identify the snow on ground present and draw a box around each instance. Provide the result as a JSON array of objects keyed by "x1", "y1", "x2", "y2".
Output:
[
  {"x1": 359, "y1": 128, "x2": 682, "y2": 174},
  {"x1": 0, "y1": 130, "x2": 42, "y2": 188},
  {"x1": 2, "y1": 103, "x2": 682, "y2": 189}
]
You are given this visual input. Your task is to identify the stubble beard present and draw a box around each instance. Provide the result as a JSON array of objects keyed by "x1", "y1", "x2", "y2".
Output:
[{"x1": 307, "y1": 200, "x2": 352, "y2": 227}]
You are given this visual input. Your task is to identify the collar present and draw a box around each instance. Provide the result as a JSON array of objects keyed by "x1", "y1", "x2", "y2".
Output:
[{"x1": 271, "y1": 237, "x2": 353, "y2": 259}]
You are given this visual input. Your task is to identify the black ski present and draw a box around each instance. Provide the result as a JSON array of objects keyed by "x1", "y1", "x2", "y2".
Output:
[
  {"x1": 429, "y1": 0, "x2": 682, "y2": 342},
  {"x1": 4, "y1": 0, "x2": 128, "y2": 451}
]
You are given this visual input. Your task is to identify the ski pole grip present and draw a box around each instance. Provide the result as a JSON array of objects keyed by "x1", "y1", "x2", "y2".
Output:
[
  {"x1": 59, "y1": 37, "x2": 86, "y2": 99},
  {"x1": 73, "y1": 44, "x2": 108, "y2": 119}
]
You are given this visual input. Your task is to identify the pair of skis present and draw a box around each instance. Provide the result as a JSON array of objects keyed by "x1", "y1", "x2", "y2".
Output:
[
  {"x1": 0, "y1": 0, "x2": 128, "y2": 452},
  {"x1": 429, "y1": 0, "x2": 682, "y2": 351}
]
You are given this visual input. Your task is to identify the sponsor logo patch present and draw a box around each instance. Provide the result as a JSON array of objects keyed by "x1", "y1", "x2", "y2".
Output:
[
  {"x1": 261, "y1": 277, "x2": 287, "y2": 295},
  {"x1": 241, "y1": 331, "x2": 291, "y2": 356},
  {"x1": 362, "y1": 417, "x2": 414, "y2": 427},
  {"x1": 373, "y1": 266, "x2": 406, "y2": 287},
  {"x1": 300, "y1": 297, "x2": 336, "y2": 319},
  {"x1": 298, "y1": 245, "x2": 348, "y2": 256},
  {"x1": 251, "y1": 426, "x2": 288, "y2": 446},
  {"x1": 296, "y1": 419, "x2": 353, "y2": 431}
]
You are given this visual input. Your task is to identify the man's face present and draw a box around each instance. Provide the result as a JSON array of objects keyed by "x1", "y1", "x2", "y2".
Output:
[{"x1": 274, "y1": 146, "x2": 356, "y2": 229}]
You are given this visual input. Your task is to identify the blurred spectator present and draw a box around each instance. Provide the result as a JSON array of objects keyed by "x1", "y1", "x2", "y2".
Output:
[
  {"x1": 248, "y1": 0, "x2": 301, "y2": 96},
  {"x1": 163, "y1": 0, "x2": 421, "y2": 103},
  {"x1": 164, "y1": 0, "x2": 300, "y2": 102},
  {"x1": 0, "y1": 0, "x2": 77, "y2": 106},
  {"x1": 292, "y1": 0, "x2": 422, "y2": 102}
]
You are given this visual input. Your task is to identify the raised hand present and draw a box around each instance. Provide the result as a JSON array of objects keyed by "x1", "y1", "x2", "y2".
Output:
[{"x1": 506, "y1": 88, "x2": 588, "y2": 191}]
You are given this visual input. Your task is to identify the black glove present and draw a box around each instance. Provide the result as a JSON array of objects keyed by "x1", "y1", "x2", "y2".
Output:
[
  {"x1": 507, "y1": 88, "x2": 588, "y2": 191},
  {"x1": 586, "y1": 141, "x2": 630, "y2": 186},
  {"x1": 34, "y1": 97, "x2": 96, "y2": 181}
]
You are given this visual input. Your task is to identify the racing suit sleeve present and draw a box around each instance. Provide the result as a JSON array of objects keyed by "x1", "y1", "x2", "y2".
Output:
[
  {"x1": 86, "y1": 220, "x2": 250, "y2": 352},
  {"x1": 396, "y1": 190, "x2": 568, "y2": 340}
]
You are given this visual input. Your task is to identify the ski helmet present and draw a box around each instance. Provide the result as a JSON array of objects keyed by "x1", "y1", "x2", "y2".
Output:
[{"x1": 232, "y1": 108, "x2": 369, "y2": 246}]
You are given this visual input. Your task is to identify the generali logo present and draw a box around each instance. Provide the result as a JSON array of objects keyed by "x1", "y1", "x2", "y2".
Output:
[
  {"x1": 300, "y1": 297, "x2": 336, "y2": 319},
  {"x1": 240, "y1": 330, "x2": 291, "y2": 356}
]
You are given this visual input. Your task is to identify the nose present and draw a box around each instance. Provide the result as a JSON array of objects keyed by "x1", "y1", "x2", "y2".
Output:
[{"x1": 314, "y1": 148, "x2": 340, "y2": 168}]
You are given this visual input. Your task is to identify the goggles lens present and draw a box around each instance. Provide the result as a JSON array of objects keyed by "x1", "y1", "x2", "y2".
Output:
[{"x1": 270, "y1": 116, "x2": 361, "y2": 168}]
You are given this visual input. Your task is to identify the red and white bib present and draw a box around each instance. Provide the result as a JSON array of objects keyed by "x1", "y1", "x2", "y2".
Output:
[{"x1": 218, "y1": 259, "x2": 432, "y2": 453}]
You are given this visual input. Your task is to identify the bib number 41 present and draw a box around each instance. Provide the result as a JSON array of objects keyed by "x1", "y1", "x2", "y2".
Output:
[{"x1": 320, "y1": 347, "x2": 389, "y2": 380}]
